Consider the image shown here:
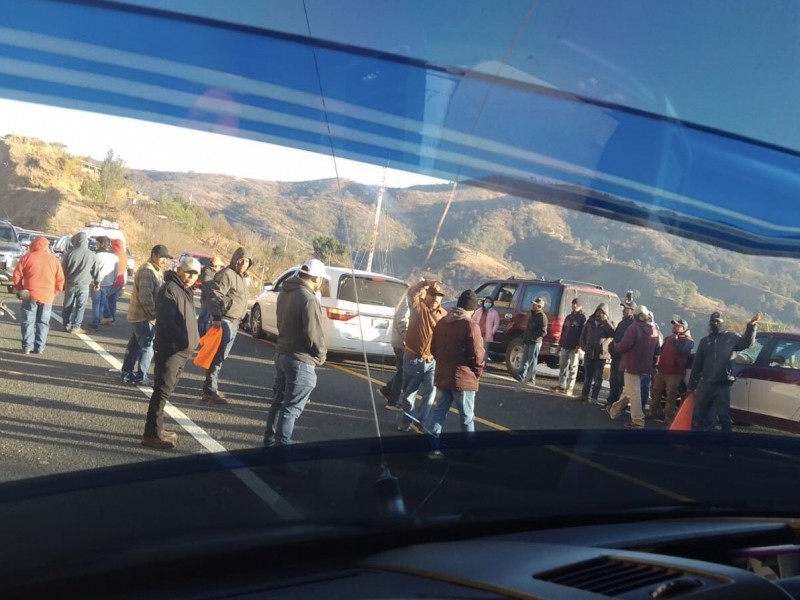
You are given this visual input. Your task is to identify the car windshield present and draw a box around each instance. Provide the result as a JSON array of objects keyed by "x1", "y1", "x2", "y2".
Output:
[{"x1": 4, "y1": 2, "x2": 800, "y2": 591}]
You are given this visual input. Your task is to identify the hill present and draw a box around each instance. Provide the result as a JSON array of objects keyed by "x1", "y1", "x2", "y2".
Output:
[{"x1": 1, "y1": 133, "x2": 798, "y2": 330}]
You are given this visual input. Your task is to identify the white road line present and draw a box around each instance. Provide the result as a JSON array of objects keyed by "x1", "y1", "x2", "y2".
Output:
[{"x1": 51, "y1": 313, "x2": 300, "y2": 519}]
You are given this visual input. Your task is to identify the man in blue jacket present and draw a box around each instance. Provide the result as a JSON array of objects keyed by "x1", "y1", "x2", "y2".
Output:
[{"x1": 688, "y1": 311, "x2": 761, "y2": 433}]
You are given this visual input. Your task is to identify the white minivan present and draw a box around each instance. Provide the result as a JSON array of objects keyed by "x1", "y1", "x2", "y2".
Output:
[{"x1": 249, "y1": 265, "x2": 408, "y2": 358}]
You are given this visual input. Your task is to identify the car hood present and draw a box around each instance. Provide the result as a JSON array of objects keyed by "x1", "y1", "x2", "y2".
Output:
[
  {"x1": 0, "y1": 242, "x2": 21, "y2": 253},
  {"x1": 2, "y1": 430, "x2": 800, "y2": 594}
]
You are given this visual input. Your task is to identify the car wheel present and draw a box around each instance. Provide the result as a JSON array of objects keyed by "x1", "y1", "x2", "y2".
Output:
[
  {"x1": 505, "y1": 335, "x2": 524, "y2": 377},
  {"x1": 250, "y1": 305, "x2": 264, "y2": 339}
]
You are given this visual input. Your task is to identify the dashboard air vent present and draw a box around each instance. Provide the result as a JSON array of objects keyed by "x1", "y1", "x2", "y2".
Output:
[{"x1": 536, "y1": 557, "x2": 680, "y2": 596}]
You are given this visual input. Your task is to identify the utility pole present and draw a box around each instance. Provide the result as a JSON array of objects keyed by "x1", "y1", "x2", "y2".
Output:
[{"x1": 366, "y1": 168, "x2": 387, "y2": 272}]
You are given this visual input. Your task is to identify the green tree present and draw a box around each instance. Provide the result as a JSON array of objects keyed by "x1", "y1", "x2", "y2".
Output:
[
  {"x1": 99, "y1": 149, "x2": 129, "y2": 204},
  {"x1": 312, "y1": 236, "x2": 347, "y2": 262}
]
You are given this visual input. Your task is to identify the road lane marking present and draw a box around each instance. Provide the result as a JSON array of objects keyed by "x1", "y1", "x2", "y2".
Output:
[
  {"x1": 328, "y1": 361, "x2": 696, "y2": 502},
  {"x1": 51, "y1": 313, "x2": 301, "y2": 519}
]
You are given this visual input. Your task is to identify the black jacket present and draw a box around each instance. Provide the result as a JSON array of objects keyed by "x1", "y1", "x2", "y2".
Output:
[
  {"x1": 276, "y1": 276, "x2": 327, "y2": 366},
  {"x1": 154, "y1": 270, "x2": 199, "y2": 355},
  {"x1": 560, "y1": 310, "x2": 586, "y2": 350},
  {"x1": 610, "y1": 315, "x2": 635, "y2": 358},
  {"x1": 523, "y1": 310, "x2": 548, "y2": 344},
  {"x1": 688, "y1": 323, "x2": 757, "y2": 388}
]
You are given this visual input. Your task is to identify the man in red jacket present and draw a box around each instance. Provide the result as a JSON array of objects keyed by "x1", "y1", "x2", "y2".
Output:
[
  {"x1": 426, "y1": 289, "x2": 485, "y2": 459},
  {"x1": 646, "y1": 318, "x2": 694, "y2": 425},
  {"x1": 13, "y1": 236, "x2": 65, "y2": 354}
]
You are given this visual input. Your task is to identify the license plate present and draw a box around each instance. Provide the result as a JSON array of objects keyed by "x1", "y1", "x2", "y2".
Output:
[{"x1": 372, "y1": 318, "x2": 390, "y2": 330}]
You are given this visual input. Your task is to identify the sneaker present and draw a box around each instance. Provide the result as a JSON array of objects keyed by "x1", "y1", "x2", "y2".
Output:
[
  {"x1": 552, "y1": 385, "x2": 564, "y2": 392},
  {"x1": 141, "y1": 435, "x2": 176, "y2": 450},
  {"x1": 120, "y1": 372, "x2": 135, "y2": 384},
  {"x1": 33, "y1": 348, "x2": 43, "y2": 354},
  {"x1": 624, "y1": 421, "x2": 645, "y2": 429},
  {"x1": 427, "y1": 450, "x2": 445, "y2": 460},
  {"x1": 384, "y1": 402, "x2": 402, "y2": 412},
  {"x1": 100, "y1": 317, "x2": 114, "y2": 326},
  {"x1": 86, "y1": 323, "x2": 99, "y2": 330},
  {"x1": 410, "y1": 421, "x2": 426, "y2": 434},
  {"x1": 201, "y1": 391, "x2": 228, "y2": 404},
  {"x1": 563, "y1": 388, "x2": 574, "y2": 396},
  {"x1": 71, "y1": 327, "x2": 86, "y2": 335},
  {"x1": 21, "y1": 349, "x2": 31, "y2": 354},
  {"x1": 132, "y1": 375, "x2": 151, "y2": 386},
  {"x1": 160, "y1": 430, "x2": 178, "y2": 441},
  {"x1": 396, "y1": 423, "x2": 412, "y2": 432},
  {"x1": 577, "y1": 395, "x2": 589, "y2": 403}
]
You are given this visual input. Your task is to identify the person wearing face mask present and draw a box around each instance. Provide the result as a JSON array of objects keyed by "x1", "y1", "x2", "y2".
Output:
[
  {"x1": 264, "y1": 258, "x2": 329, "y2": 446},
  {"x1": 688, "y1": 311, "x2": 762, "y2": 433},
  {"x1": 471, "y1": 296, "x2": 500, "y2": 362}
]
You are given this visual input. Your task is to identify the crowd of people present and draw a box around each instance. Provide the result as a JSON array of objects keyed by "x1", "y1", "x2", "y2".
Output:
[{"x1": 9, "y1": 233, "x2": 765, "y2": 456}]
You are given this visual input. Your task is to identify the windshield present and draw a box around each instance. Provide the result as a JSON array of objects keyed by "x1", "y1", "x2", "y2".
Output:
[{"x1": 3, "y1": 2, "x2": 800, "y2": 589}]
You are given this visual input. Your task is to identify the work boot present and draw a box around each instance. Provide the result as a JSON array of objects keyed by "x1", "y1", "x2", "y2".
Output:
[
  {"x1": 201, "y1": 391, "x2": 228, "y2": 405},
  {"x1": 141, "y1": 434, "x2": 176, "y2": 450}
]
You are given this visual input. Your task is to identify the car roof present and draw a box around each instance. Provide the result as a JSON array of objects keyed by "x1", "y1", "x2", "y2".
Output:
[
  {"x1": 288, "y1": 265, "x2": 407, "y2": 285},
  {"x1": 757, "y1": 331, "x2": 800, "y2": 341}
]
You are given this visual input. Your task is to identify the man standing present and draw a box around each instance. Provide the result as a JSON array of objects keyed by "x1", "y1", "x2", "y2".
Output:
[
  {"x1": 646, "y1": 318, "x2": 694, "y2": 425},
  {"x1": 689, "y1": 311, "x2": 761, "y2": 433},
  {"x1": 197, "y1": 255, "x2": 225, "y2": 336},
  {"x1": 60, "y1": 231, "x2": 98, "y2": 334},
  {"x1": 120, "y1": 244, "x2": 172, "y2": 384},
  {"x1": 517, "y1": 297, "x2": 548, "y2": 387},
  {"x1": 203, "y1": 247, "x2": 253, "y2": 404},
  {"x1": 427, "y1": 289, "x2": 485, "y2": 459},
  {"x1": 608, "y1": 305, "x2": 660, "y2": 428},
  {"x1": 264, "y1": 258, "x2": 328, "y2": 446},
  {"x1": 554, "y1": 298, "x2": 586, "y2": 395},
  {"x1": 577, "y1": 303, "x2": 615, "y2": 404},
  {"x1": 398, "y1": 279, "x2": 447, "y2": 432},
  {"x1": 12, "y1": 236, "x2": 64, "y2": 354},
  {"x1": 141, "y1": 256, "x2": 201, "y2": 450},
  {"x1": 379, "y1": 293, "x2": 410, "y2": 410},
  {"x1": 87, "y1": 236, "x2": 118, "y2": 331},
  {"x1": 604, "y1": 297, "x2": 636, "y2": 409}
]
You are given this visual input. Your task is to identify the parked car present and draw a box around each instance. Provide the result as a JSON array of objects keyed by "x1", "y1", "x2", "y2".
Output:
[
  {"x1": 731, "y1": 331, "x2": 800, "y2": 433},
  {"x1": 53, "y1": 226, "x2": 135, "y2": 276},
  {"x1": 249, "y1": 265, "x2": 408, "y2": 359},
  {"x1": 467, "y1": 277, "x2": 622, "y2": 377},
  {"x1": 0, "y1": 220, "x2": 24, "y2": 293}
]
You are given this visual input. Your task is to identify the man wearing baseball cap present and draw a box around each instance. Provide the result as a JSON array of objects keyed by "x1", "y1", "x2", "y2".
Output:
[
  {"x1": 264, "y1": 257, "x2": 329, "y2": 446},
  {"x1": 120, "y1": 244, "x2": 172, "y2": 385},
  {"x1": 397, "y1": 278, "x2": 447, "y2": 432},
  {"x1": 688, "y1": 310, "x2": 762, "y2": 433},
  {"x1": 646, "y1": 317, "x2": 694, "y2": 425},
  {"x1": 141, "y1": 255, "x2": 201, "y2": 449},
  {"x1": 604, "y1": 296, "x2": 637, "y2": 410},
  {"x1": 517, "y1": 297, "x2": 548, "y2": 388}
]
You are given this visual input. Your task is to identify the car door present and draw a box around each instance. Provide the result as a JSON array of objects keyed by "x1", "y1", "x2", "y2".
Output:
[
  {"x1": 746, "y1": 337, "x2": 800, "y2": 424},
  {"x1": 730, "y1": 337, "x2": 766, "y2": 414}
]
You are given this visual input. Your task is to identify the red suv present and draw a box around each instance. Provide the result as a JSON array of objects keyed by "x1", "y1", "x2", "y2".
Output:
[{"x1": 472, "y1": 278, "x2": 623, "y2": 377}]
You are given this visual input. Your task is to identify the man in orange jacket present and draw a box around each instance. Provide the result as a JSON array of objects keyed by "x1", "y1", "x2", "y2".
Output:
[{"x1": 13, "y1": 236, "x2": 65, "y2": 354}]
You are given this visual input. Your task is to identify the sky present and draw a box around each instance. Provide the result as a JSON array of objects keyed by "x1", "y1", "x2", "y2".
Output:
[{"x1": 0, "y1": 98, "x2": 445, "y2": 188}]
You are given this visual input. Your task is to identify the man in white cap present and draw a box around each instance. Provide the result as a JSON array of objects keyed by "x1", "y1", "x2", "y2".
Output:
[
  {"x1": 264, "y1": 258, "x2": 329, "y2": 446},
  {"x1": 141, "y1": 255, "x2": 201, "y2": 449}
]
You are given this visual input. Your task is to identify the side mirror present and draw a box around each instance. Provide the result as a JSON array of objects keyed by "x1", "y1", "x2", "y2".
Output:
[{"x1": 263, "y1": 284, "x2": 273, "y2": 292}]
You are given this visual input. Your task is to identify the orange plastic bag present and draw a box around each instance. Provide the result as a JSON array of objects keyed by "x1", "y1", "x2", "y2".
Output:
[
  {"x1": 669, "y1": 391, "x2": 695, "y2": 431},
  {"x1": 193, "y1": 326, "x2": 223, "y2": 370}
]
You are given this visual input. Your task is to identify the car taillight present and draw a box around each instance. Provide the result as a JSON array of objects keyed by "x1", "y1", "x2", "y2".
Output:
[
  {"x1": 326, "y1": 307, "x2": 358, "y2": 321},
  {"x1": 550, "y1": 316, "x2": 563, "y2": 343}
]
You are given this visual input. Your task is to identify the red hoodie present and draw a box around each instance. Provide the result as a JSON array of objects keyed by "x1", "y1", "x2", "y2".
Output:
[
  {"x1": 111, "y1": 239, "x2": 127, "y2": 288},
  {"x1": 13, "y1": 237, "x2": 65, "y2": 304}
]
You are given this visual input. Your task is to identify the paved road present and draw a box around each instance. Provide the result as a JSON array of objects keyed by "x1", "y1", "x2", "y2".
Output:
[{"x1": 0, "y1": 289, "x2": 651, "y2": 485}]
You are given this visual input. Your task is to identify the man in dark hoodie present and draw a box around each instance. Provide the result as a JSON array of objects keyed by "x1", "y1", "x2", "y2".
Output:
[
  {"x1": 517, "y1": 297, "x2": 548, "y2": 387},
  {"x1": 202, "y1": 246, "x2": 253, "y2": 404},
  {"x1": 264, "y1": 258, "x2": 328, "y2": 446},
  {"x1": 426, "y1": 289, "x2": 485, "y2": 459},
  {"x1": 197, "y1": 255, "x2": 225, "y2": 336},
  {"x1": 577, "y1": 303, "x2": 615, "y2": 404},
  {"x1": 141, "y1": 256, "x2": 201, "y2": 450},
  {"x1": 553, "y1": 298, "x2": 585, "y2": 395},
  {"x1": 60, "y1": 232, "x2": 99, "y2": 334},
  {"x1": 608, "y1": 305, "x2": 660, "y2": 428},
  {"x1": 689, "y1": 311, "x2": 761, "y2": 433}
]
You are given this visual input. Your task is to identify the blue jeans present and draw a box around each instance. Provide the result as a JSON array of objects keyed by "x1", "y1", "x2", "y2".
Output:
[
  {"x1": 197, "y1": 302, "x2": 211, "y2": 337},
  {"x1": 641, "y1": 373, "x2": 652, "y2": 408},
  {"x1": 62, "y1": 283, "x2": 89, "y2": 330},
  {"x1": 427, "y1": 389, "x2": 476, "y2": 450},
  {"x1": 20, "y1": 299, "x2": 51, "y2": 352},
  {"x1": 517, "y1": 340, "x2": 542, "y2": 383},
  {"x1": 398, "y1": 351, "x2": 436, "y2": 427},
  {"x1": 581, "y1": 357, "x2": 606, "y2": 400},
  {"x1": 203, "y1": 319, "x2": 238, "y2": 394},
  {"x1": 104, "y1": 286, "x2": 122, "y2": 321},
  {"x1": 121, "y1": 320, "x2": 156, "y2": 380},
  {"x1": 91, "y1": 286, "x2": 112, "y2": 326},
  {"x1": 264, "y1": 353, "x2": 317, "y2": 446}
]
